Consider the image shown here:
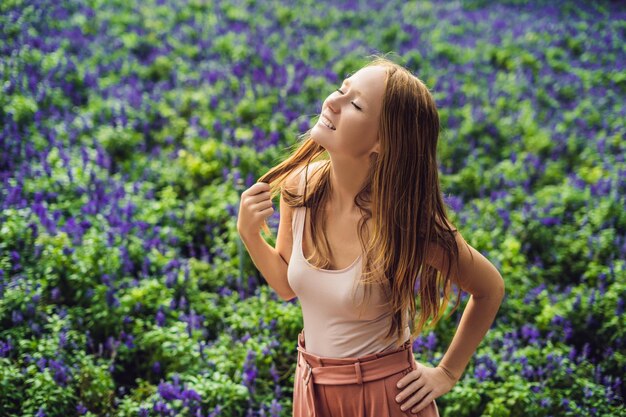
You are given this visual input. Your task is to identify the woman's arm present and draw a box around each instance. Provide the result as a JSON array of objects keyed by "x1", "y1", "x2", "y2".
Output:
[
  {"x1": 393, "y1": 228, "x2": 505, "y2": 414},
  {"x1": 426, "y1": 229, "x2": 506, "y2": 382}
]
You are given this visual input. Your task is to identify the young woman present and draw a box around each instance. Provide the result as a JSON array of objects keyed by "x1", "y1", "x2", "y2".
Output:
[{"x1": 237, "y1": 56, "x2": 505, "y2": 416}]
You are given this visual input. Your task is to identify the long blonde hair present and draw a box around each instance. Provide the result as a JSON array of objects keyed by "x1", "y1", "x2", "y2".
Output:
[{"x1": 257, "y1": 55, "x2": 469, "y2": 348}]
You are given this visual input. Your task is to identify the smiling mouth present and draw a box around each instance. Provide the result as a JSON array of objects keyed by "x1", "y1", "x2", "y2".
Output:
[{"x1": 319, "y1": 116, "x2": 336, "y2": 130}]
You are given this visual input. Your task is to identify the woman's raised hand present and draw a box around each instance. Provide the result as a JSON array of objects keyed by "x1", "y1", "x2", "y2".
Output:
[{"x1": 237, "y1": 182, "x2": 274, "y2": 238}]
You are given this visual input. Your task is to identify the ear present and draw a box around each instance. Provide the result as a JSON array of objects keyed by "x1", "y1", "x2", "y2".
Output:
[{"x1": 370, "y1": 140, "x2": 380, "y2": 156}]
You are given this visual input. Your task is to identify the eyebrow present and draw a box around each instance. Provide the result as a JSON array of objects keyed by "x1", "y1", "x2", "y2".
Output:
[{"x1": 342, "y1": 79, "x2": 368, "y2": 106}]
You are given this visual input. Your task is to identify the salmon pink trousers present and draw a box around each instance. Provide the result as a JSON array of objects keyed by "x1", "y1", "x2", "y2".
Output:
[{"x1": 293, "y1": 330, "x2": 440, "y2": 417}]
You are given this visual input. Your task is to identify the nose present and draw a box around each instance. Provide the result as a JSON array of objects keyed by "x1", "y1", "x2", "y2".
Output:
[{"x1": 326, "y1": 98, "x2": 340, "y2": 113}]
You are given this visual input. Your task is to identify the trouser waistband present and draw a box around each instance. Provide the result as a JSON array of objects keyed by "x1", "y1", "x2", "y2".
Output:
[
  {"x1": 295, "y1": 330, "x2": 414, "y2": 417},
  {"x1": 297, "y1": 339, "x2": 413, "y2": 385}
]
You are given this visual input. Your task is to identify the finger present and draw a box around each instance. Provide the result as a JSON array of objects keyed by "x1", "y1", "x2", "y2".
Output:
[
  {"x1": 244, "y1": 193, "x2": 271, "y2": 208},
  {"x1": 410, "y1": 392, "x2": 435, "y2": 414},
  {"x1": 255, "y1": 182, "x2": 270, "y2": 191},
  {"x1": 247, "y1": 189, "x2": 272, "y2": 200},
  {"x1": 247, "y1": 191, "x2": 271, "y2": 203},
  {"x1": 252, "y1": 200, "x2": 274, "y2": 212},
  {"x1": 401, "y1": 389, "x2": 432, "y2": 413},
  {"x1": 398, "y1": 379, "x2": 427, "y2": 409},
  {"x1": 397, "y1": 377, "x2": 426, "y2": 402},
  {"x1": 259, "y1": 206, "x2": 275, "y2": 216},
  {"x1": 397, "y1": 370, "x2": 420, "y2": 389},
  {"x1": 245, "y1": 182, "x2": 270, "y2": 195}
]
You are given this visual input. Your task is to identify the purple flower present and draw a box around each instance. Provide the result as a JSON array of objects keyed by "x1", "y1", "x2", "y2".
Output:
[
  {"x1": 156, "y1": 309, "x2": 166, "y2": 327},
  {"x1": 520, "y1": 324, "x2": 540, "y2": 344},
  {"x1": 270, "y1": 398, "x2": 282, "y2": 417},
  {"x1": 581, "y1": 342, "x2": 591, "y2": 360},
  {"x1": 11, "y1": 310, "x2": 23, "y2": 324},
  {"x1": 59, "y1": 330, "x2": 67, "y2": 349},
  {"x1": 158, "y1": 381, "x2": 181, "y2": 401},
  {"x1": 178, "y1": 296, "x2": 187, "y2": 310},
  {"x1": 153, "y1": 400, "x2": 170, "y2": 414},
  {"x1": 105, "y1": 288, "x2": 119, "y2": 308},
  {"x1": 540, "y1": 216, "x2": 560, "y2": 226},
  {"x1": 121, "y1": 331, "x2": 135, "y2": 349},
  {"x1": 425, "y1": 331, "x2": 437, "y2": 350},
  {"x1": 474, "y1": 363, "x2": 490, "y2": 381},
  {"x1": 412, "y1": 335, "x2": 425, "y2": 352},
  {"x1": 298, "y1": 120, "x2": 310, "y2": 132},
  {"x1": 242, "y1": 349, "x2": 258, "y2": 394},
  {"x1": 0, "y1": 339, "x2": 13, "y2": 357},
  {"x1": 37, "y1": 357, "x2": 47, "y2": 372},
  {"x1": 48, "y1": 359, "x2": 70, "y2": 386},
  {"x1": 269, "y1": 363, "x2": 279, "y2": 383},
  {"x1": 76, "y1": 403, "x2": 88, "y2": 415},
  {"x1": 208, "y1": 405, "x2": 222, "y2": 417},
  {"x1": 616, "y1": 297, "x2": 624, "y2": 315},
  {"x1": 181, "y1": 388, "x2": 202, "y2": 403}
]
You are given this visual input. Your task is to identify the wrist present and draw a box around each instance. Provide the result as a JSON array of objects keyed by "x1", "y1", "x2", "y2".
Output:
[
  {"x1": 239, "y1": 229, "x2": 260, "y2": 243},
  {"x1": 437, "y1": 364, "x2": 460, "y2": 383}
]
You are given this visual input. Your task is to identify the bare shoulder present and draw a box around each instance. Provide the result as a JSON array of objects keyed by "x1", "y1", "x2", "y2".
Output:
[
  {"x1": 275, "y1": 160, "x2": 327, "y2": 265},
  {"x1": 435, "y1": 213, "x2": 458, "y2": 232},
  {"x1": 283, "y1": 160, "x2": 327, "y2": 194},
  {"x1": 300, "y1": 160, "x2": 328, "y2": 189},
  {"x1": 425, "y1": 219, "x2": 505, "y2": 298}
]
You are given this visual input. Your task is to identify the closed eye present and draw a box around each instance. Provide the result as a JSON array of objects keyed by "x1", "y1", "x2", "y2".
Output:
[{"x1": 335, "y1": 88, "x2": 362, "y2": 111}]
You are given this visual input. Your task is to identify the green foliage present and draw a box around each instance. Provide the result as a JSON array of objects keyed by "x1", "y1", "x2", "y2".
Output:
[
  {"x1": 95, "y1": 125, "x2": 144, "y2": 163},
  {"x1": 6, "y1": 94, "x2": 38, "y2": 125},
  {"x1": 0, "y1": 358, "x2": 23, "y2": 413},
  {"x1": 1, "y1": 0, "x2": 625, "y2": 416},
  {"x1": 74, "y1": 353, "x2": 116, "y2": 415},
  {"x1": 222, "y1": 285, "x2": 303, "y2": 344}
]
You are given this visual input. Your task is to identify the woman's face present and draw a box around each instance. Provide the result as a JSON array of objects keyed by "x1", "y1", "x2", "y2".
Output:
[{"x1": 311, "y1": 65, "x2": 386, "y2": 159}]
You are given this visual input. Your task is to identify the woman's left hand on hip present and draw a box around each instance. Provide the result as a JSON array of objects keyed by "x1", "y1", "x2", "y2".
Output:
[{"x1": 394, "y1": 362, "x2": 457, "y2": 414}]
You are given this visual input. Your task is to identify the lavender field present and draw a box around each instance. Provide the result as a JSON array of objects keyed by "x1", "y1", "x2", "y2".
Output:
[{"x1": 1, "y1": 0, "x2": 625, "y2": 416}]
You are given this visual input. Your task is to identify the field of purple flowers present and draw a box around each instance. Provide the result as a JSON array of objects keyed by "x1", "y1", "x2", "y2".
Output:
[{"x1": 1, "y1": 0, "x2": 625, "y2": 416}]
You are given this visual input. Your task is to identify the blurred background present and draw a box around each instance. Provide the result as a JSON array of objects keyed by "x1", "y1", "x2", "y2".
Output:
[{"x1": 0, "y1": 0, "x2": 625, "y2": 416}]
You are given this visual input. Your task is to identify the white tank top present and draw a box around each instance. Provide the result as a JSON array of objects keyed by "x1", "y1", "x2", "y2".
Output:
[{"x1": 287, "y1": 167, "x2": 410, "y2": 358}]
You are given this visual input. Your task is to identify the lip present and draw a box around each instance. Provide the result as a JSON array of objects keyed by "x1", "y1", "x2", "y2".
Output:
[{"x1": 320, "y1": 112, "x2": 336, "y2": 130}]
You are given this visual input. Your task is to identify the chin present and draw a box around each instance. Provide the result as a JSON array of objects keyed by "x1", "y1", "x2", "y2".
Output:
[
  {"x1": 309, "y1": 134, "x2": 328, "y2": 151},
  {"x1": 310, "y1": 135, "x2": 325, "y2": 147},
  {"x1": 309, "y1": 125, "x2": 324, "y2": 141},
  {"x1": 311, "y1": 124, "x2": 328, "y2": 143}
]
